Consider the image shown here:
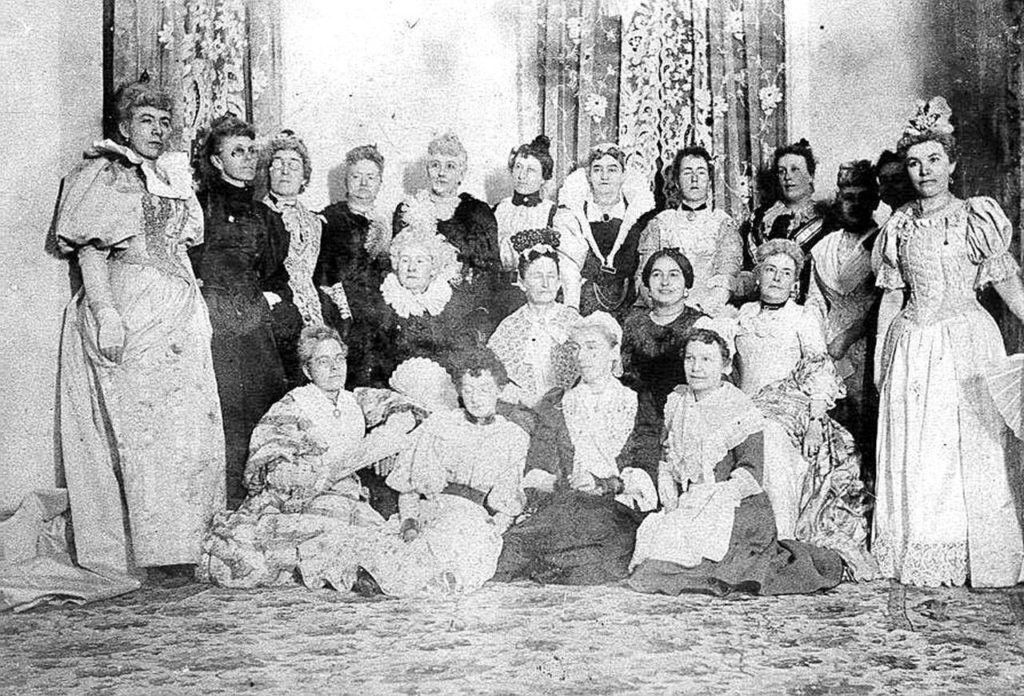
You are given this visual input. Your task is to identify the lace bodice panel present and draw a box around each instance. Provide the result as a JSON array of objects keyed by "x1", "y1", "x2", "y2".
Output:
[{"x1": 733, "y1": 301, "x2": 828, "y2": 396}]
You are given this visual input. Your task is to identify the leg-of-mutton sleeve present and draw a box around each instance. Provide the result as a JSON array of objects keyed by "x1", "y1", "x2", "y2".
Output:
[{"x1": 966, "y1": 196, "x2": 1021, "y2": 289}]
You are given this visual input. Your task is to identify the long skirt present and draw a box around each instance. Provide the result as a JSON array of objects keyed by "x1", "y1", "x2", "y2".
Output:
[
  {"x1": 874, "y1": 308, "x2": 1024, "y2": 587},
  {"x1": 59, "y1": 266, "x2": 225, "y2": 573},
  {"x1": 494, "y1": 491, "x2": 645, "y2": 585}
]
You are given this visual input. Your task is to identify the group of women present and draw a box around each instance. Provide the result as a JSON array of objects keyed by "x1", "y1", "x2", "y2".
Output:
[{"x1": 48, "y1": 81, "x2": 1024, "y2": 612}]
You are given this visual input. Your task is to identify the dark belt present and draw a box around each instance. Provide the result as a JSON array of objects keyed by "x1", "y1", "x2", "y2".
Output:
[{"x1": 442, "y1": 483, "x2": 487, "y2": 508}]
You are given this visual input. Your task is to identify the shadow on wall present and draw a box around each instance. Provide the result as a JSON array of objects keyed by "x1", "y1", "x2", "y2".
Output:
[{"x1": 326, "y1": 163, "x2": 346, "y2": 205}]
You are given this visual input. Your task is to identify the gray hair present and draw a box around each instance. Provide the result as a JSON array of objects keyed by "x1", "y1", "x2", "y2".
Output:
[{"x1": 297, "y1": 325, "x2": 347, "y2": 367}]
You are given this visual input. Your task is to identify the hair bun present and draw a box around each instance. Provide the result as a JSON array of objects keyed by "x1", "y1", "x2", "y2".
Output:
[
  {"x1": 796, "y1": 138, "x2": 811, "y2": 148},
  {"x1": 530, "y1": 135, "x2": 551, "y2": 153}
]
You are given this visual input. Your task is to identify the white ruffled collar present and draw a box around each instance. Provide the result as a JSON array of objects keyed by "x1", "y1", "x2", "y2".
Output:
[
  {"x1": 87, "y1": 139, "x2": 194, "y2": 200},
  {"x1": 381, "y1": 272, "x2": 453, "y2": 318}
]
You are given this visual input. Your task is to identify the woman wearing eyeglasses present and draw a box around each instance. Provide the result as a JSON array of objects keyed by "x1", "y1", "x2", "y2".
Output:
[
  {"x1": 259, "y1": 130, "x2": 329, "y2": 384},
  {"x1": 192, "y1": 115, "x2": 291, "y2": 510}
]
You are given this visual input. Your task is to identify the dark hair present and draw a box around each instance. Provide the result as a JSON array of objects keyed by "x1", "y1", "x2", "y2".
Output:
[
  {"x1": 896, "y1": 131, "x2": 958, "y2": 163},
  {"x1": 773, "y1": 138, "x2": 816, "y2": 179},
  {"x1": 517, "y1": 247, "x2": 560, "y2": 279},
  {"x1": 641, "y1": 248, "x2": 694, "y2": 289},
  {"x1": 509, "y1": 135, "x2": 554, "y2": 181},
  {"x1": 875, "y1": 149, "x2": 902, "y2": 171},
  {"x1": 114, "y1": 79, "x2": 173, "y2": 126},
  {"x1": 662, "y1": 146, "x2": 714, "y2": 207},
  {"x1": 583, "y1": 143, "x2": 627, "y2": 169},
  {"x1": 682, "y1": 328, "x2": 730, "y2": 365},
  {"x1": 452, "y1": 346, "x2": 509, "y2": 388},
  {"x1": 199, "y1": 114, "x2": 256, "y2": 183}
]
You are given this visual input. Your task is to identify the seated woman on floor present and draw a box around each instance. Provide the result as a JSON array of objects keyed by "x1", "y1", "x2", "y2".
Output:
[
  {"x1": 487, "y1": 228, "x2": 581, "y2": 409},
  {"x1": 311, "y1": 346, "x2": 528, "y2": 597},
  {"x1": 198, "y1": 326, "x2": 417, "y2": 589},
  {"x1": 493, "y1": 312, "x2": 656, "y2": 586},
  {"x1": 629, "y1": 329, "x2": 844, "y2": 597},
  {"x1": 732, "y1": 239, "x2": 876, "y2": 580}
]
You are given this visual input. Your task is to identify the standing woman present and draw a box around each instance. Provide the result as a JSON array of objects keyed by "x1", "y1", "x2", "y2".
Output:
[
  {"x1": 559, "y1": 143, "x2": 655, "y2": 323},
  {"x1": 56, "y1": 80, "x2": 225, "y2": 587},
  {"x1": 316, "y1": 145, "x2": 391, "y2": 355},
  {"x1": 259, "y1": 130, "x2": 325, "y2": 384},
  {"x1": 874, "y1": 98, "x2": 1024, "y2": 604},
  {"x1": 191, "y1": 115, "x2": 290, "y2": 510},
  {"x1": 492, "y1": 135, "x2": 587, "y2": 311},
  {"x1": 393, "y1": 132, "x2": 501, "y2": 304}
]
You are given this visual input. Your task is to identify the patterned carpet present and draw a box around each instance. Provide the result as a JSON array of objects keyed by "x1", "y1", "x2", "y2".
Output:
[{"x1": 3, "y1": 580, "x2": 1023, "y2": 695}]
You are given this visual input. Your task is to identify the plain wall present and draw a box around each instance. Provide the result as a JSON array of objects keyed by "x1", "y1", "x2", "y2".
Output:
[
  {"x1": 0, "y1": 3, "x2": 103, "y2": 513},
  {"x1": 279, "y1": 0, "x2": 523, "y2": 213}
]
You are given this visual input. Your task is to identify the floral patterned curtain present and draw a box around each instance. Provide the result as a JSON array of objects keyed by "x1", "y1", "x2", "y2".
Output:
[
  {"x1": 516, "y1": 0, "x2": 624, "y2": 185},
  {"x1": 109, "y1": 0, "x2": 282, "y2": 157},
  {"x1": 619, "y1": 0, "x2": 786, "y2": 216}
]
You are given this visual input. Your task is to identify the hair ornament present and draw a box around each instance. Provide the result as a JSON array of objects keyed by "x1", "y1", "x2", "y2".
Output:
[
  {"x1": 903, "y1": 96, "x2": 955, "y2": 140},
  {"x1": 511, "y1": 227, "x2": 561, "y2": 255}
]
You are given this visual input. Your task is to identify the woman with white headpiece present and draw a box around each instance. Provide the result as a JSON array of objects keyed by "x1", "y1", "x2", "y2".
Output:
[
  {"x1": 877, "y1": 98, "x2": 1024, "y2": 602},
  {"x1": 493, "y1": 311, "x2": 656, "y2": 585},
  {"x1": 558, "y1": 143, "x2": 656, "y2": 324}
]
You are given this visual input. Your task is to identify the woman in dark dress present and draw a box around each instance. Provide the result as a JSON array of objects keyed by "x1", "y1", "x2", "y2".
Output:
[
  {"x1": 191, "y1": 115, "x2": 290, "y2": 509},
  {"x1": 558, "y1": 143, "x2": 656, "y2": 324},
  {"x1": 315, "y1": 145, "x2": 391, "y2": 382},
  {"x1": 620, "y1": 249, "x2": 709, "y2": 473},
  {"x1": 629, "y1": 329, "x2": 844, "y2": 597},
  {"x1": 392, "y1": 132, "x2": 501, "y2": 309},
  {"x1": 494, "y1": 312, "x2": 657, "y2": 585}
]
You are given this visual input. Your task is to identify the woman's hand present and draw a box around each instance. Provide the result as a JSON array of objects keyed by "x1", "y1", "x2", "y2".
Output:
[
  {"x1": 96, "y1": 307, "x2": 126, "y2": 363},
  {"x1": 373, "y1": 455, "x2": 397, "y2": 477},
  {"x1": 803, "y1": 419, "x2": 824, "y2": 459},
  {"x1": 569, "y1": 471, "x2": 597, "y2": 493}
]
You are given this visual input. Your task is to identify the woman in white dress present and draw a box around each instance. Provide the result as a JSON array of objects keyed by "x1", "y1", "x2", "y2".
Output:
[
  {"x1": 487, "y1": 229, "x2": 581, "y2": 408},
  {"x1": 874, "y1": 98, "x2": 1024, "y2": 604}
]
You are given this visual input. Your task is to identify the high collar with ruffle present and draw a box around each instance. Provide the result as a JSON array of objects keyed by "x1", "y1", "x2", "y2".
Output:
[
  {"x1": 380, "y1": 272, "x2": 453, "y2": 318},
  {"x1": 86, "y1": 139, "x2": 194, "y2": 200}
]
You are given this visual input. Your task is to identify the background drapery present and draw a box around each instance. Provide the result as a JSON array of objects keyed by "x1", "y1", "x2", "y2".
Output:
[
  {"x1": 107, "y1": 0, "x2": 282, "y2": 157},
  {"x1": 516, "y1": 0, "x2": 786, "y2": 217}
]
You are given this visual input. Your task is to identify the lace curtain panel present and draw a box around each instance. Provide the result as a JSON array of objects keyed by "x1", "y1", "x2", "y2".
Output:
[
  {"x1": 109, "y1": 0, "x2": 282, "y2": 154},
  {"x1": 517, "y1": 0, "x2": 785, "y2": 216}
]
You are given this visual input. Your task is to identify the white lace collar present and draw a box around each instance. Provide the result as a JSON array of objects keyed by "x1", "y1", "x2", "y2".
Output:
[{"x1": 381, "y1": 272, "x2": 453, "y2": 318}]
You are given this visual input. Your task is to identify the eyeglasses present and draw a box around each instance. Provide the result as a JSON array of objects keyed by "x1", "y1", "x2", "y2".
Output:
[
  {"x1": 225, "y1": 145, "x2": 258, "y2": 160},
  {"x1": 310, "y1": 353, "x2": 347, "y2": 369},
  {"x1": 270, "y1": 158, "x2": 304, "y2": 172}
]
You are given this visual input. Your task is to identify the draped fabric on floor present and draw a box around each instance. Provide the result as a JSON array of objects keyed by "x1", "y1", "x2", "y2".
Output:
[
  {"x1": 109, "y1": 0, "x2": 283, "y2": 149},
  {"x1": 515, "y1": 0, "x2": 786, "y2": 214}
]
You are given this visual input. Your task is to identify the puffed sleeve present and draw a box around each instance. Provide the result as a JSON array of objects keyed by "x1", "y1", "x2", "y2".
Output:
[
  {"x1": 966, "y1": 196, "x2": 1020, "y2": 289},
  {"x1": 55, "y1": 157, "x2": 142, "y2": 254},
  {"x1": 551, "y1": 205, "x2": 590, "y2": 269},
  {"x1": 710, "y1": 213, "x2": 742, "y2": 292},
  {"x1": 874, "y1": 212, "x2": 907, "y2": 291},
  {"x1": 244, "y1": 393, "x2": 324, "y2": 496},
  {"x1": 484, "y1": 422, "x2": 528, "y2": 517},
  {"x1": 384, "y1": 412, "x2": 450, "y2": 497}
]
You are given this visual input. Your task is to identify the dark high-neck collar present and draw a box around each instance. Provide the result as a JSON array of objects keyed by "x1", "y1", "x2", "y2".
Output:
[
  {"x1": 679, "y1": 201, "x2": 708, "y2": 213},
  {"x1": 760, "y1": 298, "x2": 788, "y2": 311},
  {"x1": 464, "y1": 410, "x2": 496, "y2": 426},
  {"x1": 512, "y1": 190, "x2": 543, "y2": 207}
]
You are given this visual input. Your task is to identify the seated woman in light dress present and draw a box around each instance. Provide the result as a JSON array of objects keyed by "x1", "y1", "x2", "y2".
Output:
[
  {"x1": 492, "y1": 135, "x2": 587, "y2": 312},
  {"x1": 487, "y1": 228, "x2": 581, "y2": 409},
  {"x1": 312, "y1": 347, "x2": 528, "y2": 597},
  {"x1": 493, "y1": 312, "x2": 657, "y2": 585},
  {"x1": 636, "y1": 147, "x2": 741, "y2": 316},
  {"x1": 199, "y1": 326, "x2": 419, "y2": 589},
  {"x1": 621, "y1": 249, "x2": 712, "y2": 473},
  {"x1": 733, "y1": 239, "x2": 875, "y2": 580},
  {"x1": 629, "y1": 329, "x2": 843, "y2": 596}
]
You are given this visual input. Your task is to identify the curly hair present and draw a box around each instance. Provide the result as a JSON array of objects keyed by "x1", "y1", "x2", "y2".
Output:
[
  {"x1": 640, "y1": 248, "x2": 694, "y2": 290},
  {"x1": 198, "y1": 114, "x2": 256, "y2": 184},
  {"x1": 345, "y1": 144, "x2": 384, "y2": 174},
  {"x1": 389, "y1": 228, "x2": 460, "y2": 280},
  {"x1": 451, "y1": 346, "x2": 509, "y2": 388},
  {"x1": 772, "y1": 138, "x2": 816, "y2": 179},
  {"x1": 663, "y1": 146, "x2": 713, "y2": 206},
  {"x1": 296, "y1": 325, "x2": 347, "y2": 367},
  {"x1": 754, "y1": 238, "x2": 805, "y2": 272},
  {"x1": 583, "y1": 142, "x2": 627, "y2": 170},
  {"x1": 508, "y1": 134, "x2": 554, "y2": 181},
  {"x1": 427, "y1": 132, "x2": 468, "y2": 165},
  {"x1": 260, "y1": 129, "x2": 313, "y2": 193},
  {"x1": 682, "y1": 328, "x2": 731, "y2": 364},
  {"x1": 114, "y1": 79, "x2": 173, "y2": 126},
  {"x1": 896, "y1": 131, "x2": 958, "y2": 164}
]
